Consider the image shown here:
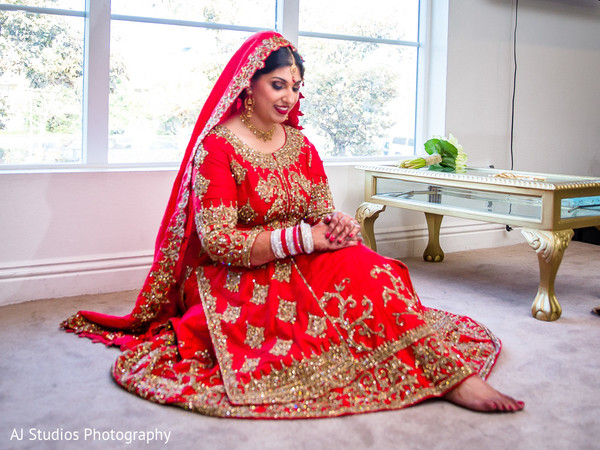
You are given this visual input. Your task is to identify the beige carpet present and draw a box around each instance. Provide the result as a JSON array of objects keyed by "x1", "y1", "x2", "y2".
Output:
[{"x1": 1, "y1": 242, "x2": 599, "y2": 450}]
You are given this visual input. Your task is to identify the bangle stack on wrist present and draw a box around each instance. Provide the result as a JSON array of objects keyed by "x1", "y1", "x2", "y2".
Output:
[{"x1": 270, "y1": 222, "x2": 314, "y2": 259}]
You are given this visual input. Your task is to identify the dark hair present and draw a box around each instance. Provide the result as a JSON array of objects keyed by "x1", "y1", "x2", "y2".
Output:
[{"x1": 251, "y1": 46, "x2": 305, "y2": 82}]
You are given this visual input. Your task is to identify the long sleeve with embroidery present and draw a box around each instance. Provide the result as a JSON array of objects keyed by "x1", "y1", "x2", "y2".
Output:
[{"x1": 191, "y1": 124, "x2": 334, "y2": 268}]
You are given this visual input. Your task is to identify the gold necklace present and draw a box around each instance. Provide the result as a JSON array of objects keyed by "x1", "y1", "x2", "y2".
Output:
[{"x1": 239, "y1": 110, "x2": 276, "y2": 142}]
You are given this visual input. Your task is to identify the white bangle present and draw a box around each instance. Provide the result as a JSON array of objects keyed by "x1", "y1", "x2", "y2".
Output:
[
  {"x1": 270, "y1": 230, "x2": 286, "y2": 259},
  {"x1": 300, "y1": 222, "x2": 314, "y2": 254},
  {"x1": 285, "y1": 227, "x2": 299, "y2": 256}
]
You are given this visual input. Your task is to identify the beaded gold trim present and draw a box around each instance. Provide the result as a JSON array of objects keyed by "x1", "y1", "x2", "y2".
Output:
[{"x1": 212, "y1": 125, "x2": 304, "y2": 170}]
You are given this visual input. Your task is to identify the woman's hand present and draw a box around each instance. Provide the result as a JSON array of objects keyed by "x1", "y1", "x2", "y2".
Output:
[{"x1": 311, "y1": 211, "x2": 362, "y2": 252}]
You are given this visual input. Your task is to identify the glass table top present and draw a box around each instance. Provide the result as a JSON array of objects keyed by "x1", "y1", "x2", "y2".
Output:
[
  {"x1": 373, "y1": 178, "x2": 544, "y2": 220},
  {"x1": 359, "y1": 165, "x2": 600, "y2": 223},
  {"x1": 358, "y1": 165, "x2": 600, "y2": 188}
]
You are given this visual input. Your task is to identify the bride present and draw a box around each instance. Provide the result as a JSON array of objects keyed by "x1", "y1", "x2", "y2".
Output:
[{"x1": 61, "y1": 31, "x2": 524, "y2": 418}]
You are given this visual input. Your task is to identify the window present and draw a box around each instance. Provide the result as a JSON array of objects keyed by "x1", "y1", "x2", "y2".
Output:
[
  {"x1": 0, "y1": 0, "x2": 425, "y2": 167},
  {"x1": 108, "y1": 1, "x2": 275, "y2": 163},
  {"x1": 298, "y1": 0, "x2": 419, "y2": 159},
  {"x1": 0, "y1": 0, "x2": 85, "y2": 164}
]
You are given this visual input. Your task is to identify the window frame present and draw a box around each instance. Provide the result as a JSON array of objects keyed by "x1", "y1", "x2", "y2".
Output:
[{"x1": 0, "y1": 0, "x2": 434, "y2": 170}]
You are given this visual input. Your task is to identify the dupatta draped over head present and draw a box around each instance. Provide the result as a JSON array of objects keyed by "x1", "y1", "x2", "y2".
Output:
[{"x1": 62, "y1": 31, "x2": 301, "y2": 348}]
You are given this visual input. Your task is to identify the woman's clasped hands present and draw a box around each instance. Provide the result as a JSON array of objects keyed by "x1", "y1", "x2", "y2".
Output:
[{"x1": 312, "y1": 211, "x2": 362, "y2": 252}]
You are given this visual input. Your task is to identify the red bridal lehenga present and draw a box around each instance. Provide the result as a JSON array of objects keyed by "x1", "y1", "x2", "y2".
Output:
[{"x1": 61, "y1": 31, "x2": 501, "y2": 419}]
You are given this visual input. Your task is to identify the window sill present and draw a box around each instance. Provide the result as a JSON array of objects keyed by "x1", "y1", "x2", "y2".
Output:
[
  {"x1": 1, "y1": 156, "x2": 406, "y2": 174},
  {"x1": 0, "y1": 162, "x2": 181, "y2": 175}
]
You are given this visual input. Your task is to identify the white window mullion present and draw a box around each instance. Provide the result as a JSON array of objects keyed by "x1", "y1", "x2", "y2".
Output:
[
  {"x1": 276, "y1": 0, "x2": 299, "y2": 46},
  {"x1": 83, "y1": 0, "x2": 111, "y2": 164},
  {"x1": 417, "y1": 0, "x2": 448, "y2": 149}
]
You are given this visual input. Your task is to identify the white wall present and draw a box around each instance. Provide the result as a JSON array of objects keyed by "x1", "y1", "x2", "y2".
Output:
[
  {"x1": 0, "y1": 170, "x2": 176, "y2": 304},
  {"x1": 1, "y1": 0, "x2": 599, "y2": 305},
  {"x1": 445, "y1": 0, "x2": 600, "y2": 175}
]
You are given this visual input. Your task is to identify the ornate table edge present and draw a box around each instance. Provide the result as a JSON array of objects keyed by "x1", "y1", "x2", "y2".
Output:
[{"x1": 356, "y1": 164, "x2": 600, "y2": 191}]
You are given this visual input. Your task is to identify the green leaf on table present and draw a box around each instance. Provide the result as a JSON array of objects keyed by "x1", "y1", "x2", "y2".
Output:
[{"x1": 425, "y1": 138, "x2": 458, "y2": 172}]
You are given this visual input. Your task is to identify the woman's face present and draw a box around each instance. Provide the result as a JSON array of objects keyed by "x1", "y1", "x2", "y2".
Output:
[{"x1": 250, "y1": 65, "x2": 302, "y2": 126}]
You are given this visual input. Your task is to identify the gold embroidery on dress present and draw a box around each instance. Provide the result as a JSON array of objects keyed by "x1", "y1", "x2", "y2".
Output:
[
  {"x1": 195, "y1": 203, "x2": 260, "y2": 267},
  {"x1": 245, "y1": 324, "x2": 265, "y2": 349},
  {"x1": 276, "y1": 298, "x2": 297, "y2": 323},
  {"x1": 270, "y1": 338, "x2": 293, "y2": 356},
  {"x1": 392, "y1": 312, "x2": 406, "y2": 327},
  {"x1": 319, "y1": 278, "x2": 385, "y2": 353},
  {"x1": 207, "y1": 125, "x2": 320, "y2": 226},
  {"x1": 114, "y1": 304, "x2": 490, "y2": 419},
  {"x1": 222, "y1": 304, "x2": 242, "y2": 324},
  {"x1": 412, "y1": 336, "x2": 473, "y2": 386},
  {"x1": 423, "y1": 309, "x2": 500, "y2": 380},
  {"x1": 230, "y1": 158, "x2": 247, "y2": 184},
  {"x1": 285, "y1": 171, "x2": 311, "y2": 222},
  {"x1": 240, "y1": 356, "x2": 261, "y2": 373},
  {"x1": 307, "y1": 180, "x2": 335, "y2": 221},
  {"x1": 193, "y1": 173, "x2": 210, "y2": 200},
  {"x1": 264, "y1": 218, "x2": 298, "y2": 231},
  {"x1": 225, "y1": 271, "x2": 242, "y2": 292},
  {"x1": 272, "y1": 261, "x2": 292, "y2": 283},
  {"x1": 194, "y1": 348, "x2": 215, "y2": 367},
  {"x1": 60, "y1": 312, "x2": 126, "y2": 342},
  {"x1": 115, "y1": 314, "x2": 474, "y2": 417},
  {"x1": 306, "y1": 313, "x2": 327, "y2": 338},
  {"x1": 250, "y1": 283, "x2": 269, "y2": 305},
  {"x1": 192, "y1": 236, "x2": 483, "y2": 411},
  {"x1": 370, "y1": 264, "x2": 418, "y2": 310},
  {"x1": 237, "y1": 325, "x2": 439, "y2": 406},
  {"x1": 238, "y1": 200, "x2": 258, "y2": 225},
  {"x1": 362, "y1": 355, "x2": 421, "y2": 401},
  {"x1": 256, "y1": 173, "x2": 286, "y2": 221},
  {"x1": 288, "y1": 171, "x2": 312, "y2": 196},
  {"x1": 255, "y1": 172, "x2": 282, "y2": 200},
  {"x1": 194, "y1": 142, "x2": 208, "y2": 167},
  {"x1": 211, "y1": 125, "x2": 304, "y2": 170},
  {"x1": 128, "y1": 168, "x2": 192, "y2": 326},
  {"x1": 273, "y1": 128, "x2": 306, "y2": 168},
  {"x1": 196, "y1": 267, "x2": 239, "y2": 396}
]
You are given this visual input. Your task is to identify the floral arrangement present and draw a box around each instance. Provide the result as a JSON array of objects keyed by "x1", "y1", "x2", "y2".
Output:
[{"x1": 397, "y1": 134, "x2": 467, "y2": 173}]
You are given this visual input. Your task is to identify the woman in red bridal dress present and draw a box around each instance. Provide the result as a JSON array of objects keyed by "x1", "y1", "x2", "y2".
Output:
[{"x1": 61, "y1": 31, "x2": 523, "y2": 418}]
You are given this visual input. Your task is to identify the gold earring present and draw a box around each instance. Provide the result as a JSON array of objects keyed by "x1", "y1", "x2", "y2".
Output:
[{"x1": 244, "y1": 95, "x2": 254, "y2": 118}]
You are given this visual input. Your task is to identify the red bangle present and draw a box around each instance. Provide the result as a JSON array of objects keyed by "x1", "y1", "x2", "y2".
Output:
[
  {"x1": 280, "y1": 229, "x2": 290, "y2": 256},
  {"x1": 292, "y1": 225, "x2": 302, "y2": 254}
]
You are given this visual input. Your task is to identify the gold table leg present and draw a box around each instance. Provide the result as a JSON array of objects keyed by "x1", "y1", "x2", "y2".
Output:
[
  {"x1": 521, "y1": 228, "x2": 574, "y2": 321},
  {"x1": 424, "y1": 213, "x2": 444, "y2": 262},
  {"x1": 355, "y1": 202, "x2": 386, "y2": 252}
]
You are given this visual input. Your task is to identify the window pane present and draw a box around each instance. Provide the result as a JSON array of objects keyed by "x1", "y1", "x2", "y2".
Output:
[
  {"x1": 2, "y1": 0, "x2": 84, "y2": 11},
  {"x1": 111, "y1": 0, "x2": 276, "y2": 29},
  {"x1": 109, "y1": 23, "x2": 253, "y2": 163},
  {"x1": 299, "y1": 0, "x2": 419, "y2": 42},
  {"x1": 298, "y1": 37, "x2": 417, "y2": 158},
  {"x1": 0, "y1": 10, "x2": 84, "y2": 164}
]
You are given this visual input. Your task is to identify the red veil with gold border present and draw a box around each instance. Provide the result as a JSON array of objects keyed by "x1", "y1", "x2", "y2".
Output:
[{"x1": 62, "y1": 32, "x2": 302, "y2": 348}]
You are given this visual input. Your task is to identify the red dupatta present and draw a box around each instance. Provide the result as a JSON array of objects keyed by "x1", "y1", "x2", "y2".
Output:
[{"x1": 62, "y1": 31, "x2": 303, "y2": 349}]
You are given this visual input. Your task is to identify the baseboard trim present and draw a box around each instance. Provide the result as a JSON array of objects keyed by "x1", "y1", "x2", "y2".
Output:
[
  {"x1": 0, "y1": 222, "x2": 524, "y2": 306},
  {"x1": 0, "y1": 252, "x2": 153, "y2": 307},
  {"x1": 0, "y1": 253, "x2": 153, "y2": 280},
  {"x1": 375, "y1": 221, "x2": 524, "y2": 259}
]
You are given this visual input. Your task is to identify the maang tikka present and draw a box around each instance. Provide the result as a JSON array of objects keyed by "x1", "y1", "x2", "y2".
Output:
[{"x1": 287, "y1": 47, "x2": 298, "y2": 83}]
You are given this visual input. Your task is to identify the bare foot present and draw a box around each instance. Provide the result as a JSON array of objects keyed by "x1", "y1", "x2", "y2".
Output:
[{"x1": 444, "y1": 375, "x2": 525, "y2": 412}]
